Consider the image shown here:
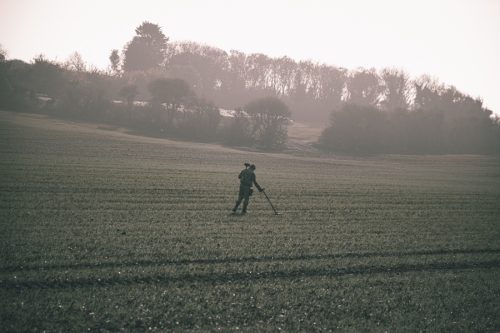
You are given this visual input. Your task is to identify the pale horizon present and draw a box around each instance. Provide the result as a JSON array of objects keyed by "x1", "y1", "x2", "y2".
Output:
[{"x1": 1, "y1": 0, "x2": 499, "y2": 114}]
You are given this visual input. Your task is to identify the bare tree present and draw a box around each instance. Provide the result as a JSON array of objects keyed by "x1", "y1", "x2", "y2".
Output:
[
  {"x1": 346, "y1": 68, "x2": 383, "y2": 106},
  {"x1": 380, "y1": 68, "x2": 409, "y2": 111},
  {"x1": 65, "y1": 52, "x2": 86, "y2": 72}
]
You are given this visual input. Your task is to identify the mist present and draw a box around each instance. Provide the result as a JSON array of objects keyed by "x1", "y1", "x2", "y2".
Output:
[{"x1": 1, "y1": 20, "x2": 499, "y2": 153}]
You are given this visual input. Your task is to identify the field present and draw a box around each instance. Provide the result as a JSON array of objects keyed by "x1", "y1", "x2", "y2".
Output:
[{"x1": 1, "y1": 110, "x2": 500, "y2": 332}]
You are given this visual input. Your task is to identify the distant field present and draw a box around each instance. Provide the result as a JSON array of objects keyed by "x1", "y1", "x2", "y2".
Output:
[{"x1": 1, "y1": 110, "x2": 499, "y2": 332}]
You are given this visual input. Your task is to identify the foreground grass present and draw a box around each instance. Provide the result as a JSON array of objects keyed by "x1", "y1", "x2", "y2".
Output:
[{"x1": 1, "y1": 111, "x2": 499, "y2": 332}]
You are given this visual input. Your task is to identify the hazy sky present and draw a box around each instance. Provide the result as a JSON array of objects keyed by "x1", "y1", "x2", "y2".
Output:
[{"x1": 1, "y1": 0, "x2": 499, "y2": 114}]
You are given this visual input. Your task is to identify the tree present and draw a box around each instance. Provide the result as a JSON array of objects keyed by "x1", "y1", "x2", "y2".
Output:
[
  {"x1": 109, "y1": 49, "x2": 120, "y2": 74},
  {"x1": 65, "y1": 52, "x2": 86, "y2": 72},
  {"x1": 119, "y1": 84, "x2": 138, "y2": 107},
  {"x1": 346, "y1": 69, "x2": 383, "y2": 106},
  {"x1": 123, "y1": 22, "x2": 168, "y2": 72},
  {"x1": 147, "y1": 78, "x2": 193, "y2": 109},
  {"x1": 28, "y1": 55, "x2": 66, "y2": 97},
  {"x1": 0, "y1": 44, "x2": 6, "y2": 62},
  {"x1": 0, "y1": 48, "x2": 15, "y2": 109},
  {"x1": 177, "y1": 101, "x2": 221, "y2": 141},
  {"x1": 380, "y1": 68, "x2": 409, "y2": 111},
  {"x1": 319, "y1": 104, "x2": 387, "y2": 153},
  {"x1": 413, "y1": 75, "x2": 443, "y2": 111},
  {"x1": 222, "y1": 108, "x2": 253, "y2": 146},
  {"x1": 244, "y1": 96, "x2": 291, "y2": 150}
]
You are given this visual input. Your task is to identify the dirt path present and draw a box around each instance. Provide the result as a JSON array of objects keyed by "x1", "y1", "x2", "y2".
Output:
[{"x1": 286, "y1": 121, "x2": 324, "y2": 153}]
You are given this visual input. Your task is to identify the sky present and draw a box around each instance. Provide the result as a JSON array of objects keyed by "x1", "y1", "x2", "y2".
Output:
[{"x1": 1, "y1": 0, "x2": 499, "y2": 114}]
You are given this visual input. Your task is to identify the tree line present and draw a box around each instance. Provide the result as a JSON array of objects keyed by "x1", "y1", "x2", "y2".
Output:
[
  {"x1": 319, "y1": 103, "x2": 500, "y2": 154},
  {"x1": 1, "y1": 21, "x2": 499, "y2": 154},
  {"x1": 0, "y1": 29, "x2": 290, "y2": 151},
  {"x1": 113, "y1": 22, "x2": 500, "y2": 154}
]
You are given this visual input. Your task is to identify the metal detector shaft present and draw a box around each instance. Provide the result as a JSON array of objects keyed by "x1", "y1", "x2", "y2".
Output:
[{"x1": 262, "y1": 190, "x2": 279, "y2": 215}]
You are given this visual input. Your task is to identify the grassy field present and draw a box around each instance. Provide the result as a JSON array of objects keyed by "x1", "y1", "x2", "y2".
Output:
[{"x1": 1, "y1": 110, "x2": 500, "y2": 332}]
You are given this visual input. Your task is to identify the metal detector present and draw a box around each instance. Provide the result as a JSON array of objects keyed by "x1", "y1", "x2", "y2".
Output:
[{"x1": 261, "y1": 189, "x2": 280, "y2": 215}]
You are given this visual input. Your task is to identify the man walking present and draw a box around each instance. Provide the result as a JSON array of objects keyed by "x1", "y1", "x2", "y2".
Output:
[{"x1": 232, "y1": 163, "x2": 263, "y2": 214}]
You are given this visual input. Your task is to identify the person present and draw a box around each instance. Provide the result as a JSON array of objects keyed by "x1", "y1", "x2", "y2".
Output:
[{"x1": 232, "y1": 163, "x2": 263, "y2": 214}]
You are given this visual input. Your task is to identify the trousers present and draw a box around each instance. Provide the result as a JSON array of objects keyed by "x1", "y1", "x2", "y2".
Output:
[{"x1": 233, "y1": 185, "x2": 251, "y2": 212}]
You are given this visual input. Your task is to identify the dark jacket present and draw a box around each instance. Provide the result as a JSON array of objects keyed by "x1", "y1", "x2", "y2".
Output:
[{"x1": 238, "y1": 168, "x2": 262, "y2": 191}]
